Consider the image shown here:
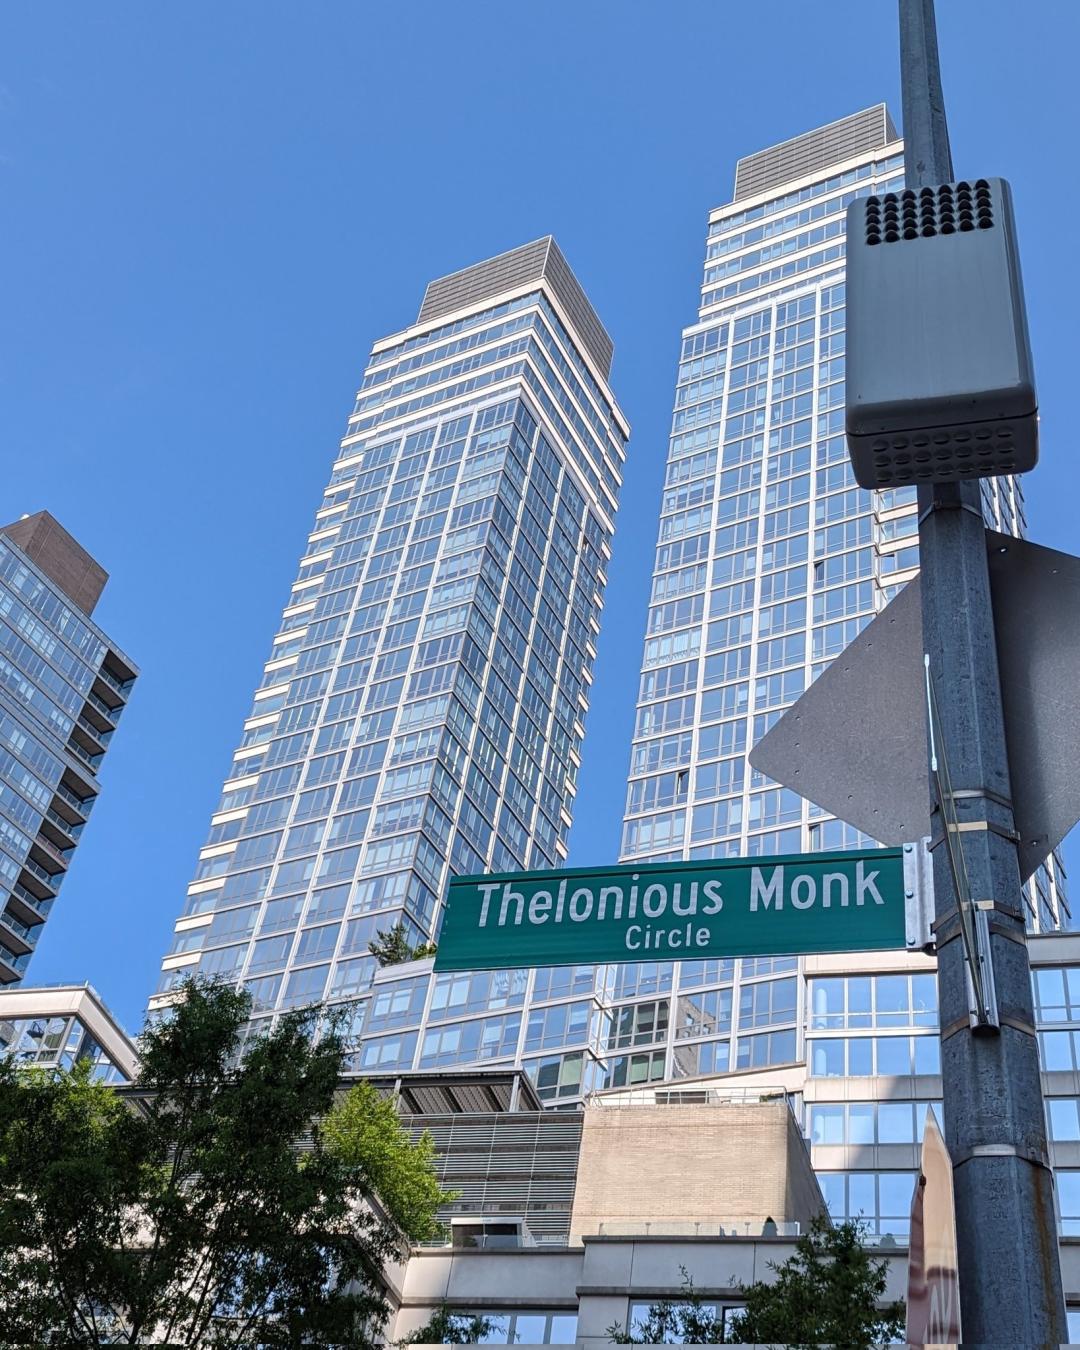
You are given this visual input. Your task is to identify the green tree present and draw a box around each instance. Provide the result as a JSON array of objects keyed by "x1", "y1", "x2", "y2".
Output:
[
  {"x1": 0, "y1": 978, "x2": 452, "y2": 1348},
  {"x1": 368, "y1": 920, "x2": 437, "y2": 966},
  {"x1": 728, "y1": 1215, "x2": 904, "y2": 1350},
  {"x1": 403, "y1": 1305, "x2": 498, "y2": 1345},
  {"x1": 606, "y1": 1267, "x2": 725, "y2": 1344}
]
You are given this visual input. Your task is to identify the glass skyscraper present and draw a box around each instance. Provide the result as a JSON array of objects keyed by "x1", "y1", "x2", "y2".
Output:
[
  {"x1": 0, "y1": 511, "x2": 136, "y2": 984},
  {"x1": 152, "y1": 238, "x2": 630, "y2": 1050},
  {"x1": 154, "y1": 113, "x2": 1068, "y2": 1180},
  {"x1": 604, "y1": 105, "x2": 1068, "y2": 1237},
  {"x1": 616, "y1": 101, "x2": 1063, "y2": 1070}
]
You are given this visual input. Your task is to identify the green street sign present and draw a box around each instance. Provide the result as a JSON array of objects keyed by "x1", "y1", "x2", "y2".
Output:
[{"x1": 433, "y1": 848, "x2": 907, "y2": 971}]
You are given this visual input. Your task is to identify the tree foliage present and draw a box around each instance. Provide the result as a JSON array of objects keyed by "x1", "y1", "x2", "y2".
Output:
[
  {"x1": 0, "y1": 978, "x2": 452, "y2": 1348},
  {"x1": 605, "y1": 1222, "x2": 903, "y2": 1348},
  {"x1": 403, "y1": 1305, "x2": 498, "y2": 1345},
  {"x1": 368, "y1": 921, "x2": 436, "y2": 967},
  {"x1": 606, "y1": 1267, "x2": 725, "y2": 1344},
  {"x1": 728, "y1": 1215, "x2": 904, "y2": 1350},
  {"x1": 321, "y1": 1081, "x2": 447, "y2": 1243}
]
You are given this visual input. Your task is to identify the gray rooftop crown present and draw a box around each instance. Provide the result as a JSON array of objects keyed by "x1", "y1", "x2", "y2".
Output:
[
  {"x1": 417, "y1": 236, "x2": 614, "y2": 379},
  {"x1": 734, "y1": 104, "x2": 899, "y2": 202}
]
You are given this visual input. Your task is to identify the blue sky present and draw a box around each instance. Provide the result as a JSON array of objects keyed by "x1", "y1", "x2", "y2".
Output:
[{"x1": 3, "y1": 2, "x2": 1078, "y2": 1031}]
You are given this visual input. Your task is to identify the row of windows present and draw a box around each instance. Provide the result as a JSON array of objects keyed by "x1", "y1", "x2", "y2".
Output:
[
  {"x1": 808, "y1": 1100, "x2": 942, "y2": 1147},
  {"x1": 808, "y1": 1034, "x2": 941, "y2": 1078}
]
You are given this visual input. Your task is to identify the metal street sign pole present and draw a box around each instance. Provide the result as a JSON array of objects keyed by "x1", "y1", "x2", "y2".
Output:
[{"x1": 900, "y1": 0, "x2": 1066, "y2": 1341}]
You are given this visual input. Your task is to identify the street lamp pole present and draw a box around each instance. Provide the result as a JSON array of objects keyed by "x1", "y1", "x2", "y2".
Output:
[{"x1": 899, "y1": 0, "x2": 1067, "y2": 1341}]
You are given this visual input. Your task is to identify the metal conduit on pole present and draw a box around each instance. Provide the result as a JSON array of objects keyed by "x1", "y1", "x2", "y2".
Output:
[{"x1": 899, "y1": 0, "x2": 1067, "y2": 1341}]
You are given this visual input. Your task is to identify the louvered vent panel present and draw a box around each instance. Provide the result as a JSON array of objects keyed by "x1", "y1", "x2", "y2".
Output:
[{"x1": 403, "y1": 1111, "x2": 583, "y2": 1241}]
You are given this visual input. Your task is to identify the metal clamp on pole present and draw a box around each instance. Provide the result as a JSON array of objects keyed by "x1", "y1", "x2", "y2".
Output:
[
  {"x1": 903, "y1": 838, "x2": 935, "y2": 951},
  {"x1": 967, "y1": 902, "x2": 1000, "y2": 1032},
  {"x1": 925, "y1": 655, "x2": 999, "y2": 1030}
]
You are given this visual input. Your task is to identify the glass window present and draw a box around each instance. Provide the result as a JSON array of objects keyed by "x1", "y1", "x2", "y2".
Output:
[
  {"x1": 613, "y1": 962, "x2": 674, "y2": 999},
  {"x1": 849, "y1": 1103, "x2": 875, "y2": 1145},
  {"x1": 677, "y1": 988, "x2": 732, "y2": 1039},
  {"x1": 626, "y1": 1300, "x2": 730, "y2": 1344},
  {"x1": 738, "y1": 977, "x2": 796, "y2": 1030},
  {"x1": 1048, "y1": 1099, "x2": 1080, "y2": 1142},
  {"x1": 810, "y1": 1105, "x2": 845, "y2": 1146},
  {"x1": 877, "y1": 1102, "x2": 915, "y2": 1144},
  {"x1": 602, "y1": 1050, "x2": 666, "y2": 1090},
  {"x1": 743, "y1": 957, "x2": 798, "y2": 979},
  {"x1": 356, "y1": 1030, "x2": 417, "y2": 1072},
  {"x1": 462, "y1": 1311, "x2": 578, "y2": 1345},
  {"x1": 609, "y1": 999, "x2": 670, "y2": 1049},
  {"x1": 808, "y1": 974, "x2": 936, "y2": 1030},
  {"x1": 875, "y1": 1036, "x2": 911, "y2": 1077},
  {"x1": 1041, "y1": 1030, "x2": 1079, "y2": 1071},
  {"x1": 365, "y1": 976, "x2": 427, "y2": 1032},
  {"x1": 810, "y1": 1038, "x2": 844, "y2": 1077},
  {"x1": 809, "y1": 1035, "x2": 933, "y2": 1078},
  {"x1": 430, "y1": 969, "x2": 529, "y2": 1020},
  {"x1": 912, "y1": 1035, "x2": 941, "y2": 1075},
  {"x1": 736, "y1": 1026, "x2": 796, "y2": 1069},
  {"x1": 1034, "y1": 967, "x2": 1080, "y2": 1023},
  {"x1": 525, "y1": 1001, "x2": 592, "y2": 1052},
  {"x1": 818, "y1": 1170, "x2": 916, "y2": 1237},
  {"x1": 672, "y1": 1038, "x2": 730, "y2": 1078},
  {"x1": 810, "y1": 977, "x2": 845, "y2": 1028},
  {"x1": 280, "y1": 963, "x2": 329, "y2": 1009},
  {"x1": 532, "y1": 966, "x2": 596, "y2": 1001},
  {"x1": 419, "y1": 1013, "x2": 521, "y2": 1069},
  {"x1": 678, "y1": 958, "x2": 735, "y2": 990},
  {"x1": 875, "y1": 976, "x2": 910, "y2": 1025},
  {"x1": 526, "y1": 1049, "x2": 593, "y2": 1101},
  {"x1": 849, "y1": 1037, "x2": 874, "y2": 1076},
  {"x1": 1056, "y1": 1170, "x2": 1080, "y2": 1236}
]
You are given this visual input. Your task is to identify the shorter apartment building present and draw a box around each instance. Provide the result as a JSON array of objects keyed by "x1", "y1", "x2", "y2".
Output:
[
  {"x1": 0, "y1": 512, "x2": 137, "y2": 983},
  {"x1": 0, "y1": 982, "x2": 139, "y2": 1083},
  {"x1": 390, "y1": 1064, "x2": 1080, "y2": 1346},
  {"x1": 394, "y1": 1231, "x2": 861, "y2": 1348},
  {"x1": 390, "y1": 1082, "x2": 841, "y2": 1347}
]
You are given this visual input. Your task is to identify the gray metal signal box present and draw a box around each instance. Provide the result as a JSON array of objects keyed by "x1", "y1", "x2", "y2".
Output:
[{"x1": 845, "y1": 177, "x2": 1037, "y2": 489}]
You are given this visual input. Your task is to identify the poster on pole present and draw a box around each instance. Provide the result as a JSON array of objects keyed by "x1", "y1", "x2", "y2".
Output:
[{"x1": 906, "y1": 1107, "x2": 961, "y2": 1348}]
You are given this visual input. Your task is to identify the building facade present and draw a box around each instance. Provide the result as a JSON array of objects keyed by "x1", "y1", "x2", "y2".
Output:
[
  {"x1": 189, "y1": 107, "x2": 1080, "y2": 1223},
  {"x1": 152, "y1": 239, "x2": 630, "y2": 1048},
  {"x1": 600, "y1": 102, "x2": 1070, "y2": 1228},
  {"x1": 0, "y1": 512, "x2": 136, "y2": 984},
  {"x1": 152, "y1": 119, "x2": 1078, "y2": 1258},
  {"x1": 0, "y1": 982, "x2": 139, "y2": 1083}
]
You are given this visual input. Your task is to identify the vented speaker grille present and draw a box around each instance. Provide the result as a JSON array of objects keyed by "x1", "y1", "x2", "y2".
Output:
[
  {"x1": 870, "y1": 420, "x2": 1018, "y2": 485},
  {"x1": 865, "y1": 179, "x2": 996, "y2": 246}
]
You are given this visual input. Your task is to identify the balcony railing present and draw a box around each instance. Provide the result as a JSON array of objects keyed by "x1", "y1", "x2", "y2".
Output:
[
  {"x1": 20, "y1": 856, "x2": 61, "y2": 894},
  {"x1": 0, "y1": 946, "x2": 32, "y2": 977},
  {"x1": 76, "y1": 714, "x2": 112, "y2": 748},
  {"x1": 8, "y1": 883, "x2": 51, "y2": 921},
  {"x1": 86, "y1": 690, "x2": 121, "y2": 723},
  {"x1": 587, "y1": 1085, "x2": 792, "y2": 1107},
  {"x1": 32, "y1": 834, "x2": 71, "y2": 870},
  {"x1": 54, "y1": 781, "x2": 95, "y2": 816},
  {"x1": 66, "y1": 738, "x2": 102, "y2": 773},
  {"x1": 44, "y1": 806, "x2": 82, "y2": 843},
  {"x1": 594, "y1": 1219, "x2": 802, "y2": 1238},
  {"x1": 94, "y1": 664, "x2": 133, "y2": 698},
  {"x1": 0, "y1": 908, "x2": 39, "y2": 946}
]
